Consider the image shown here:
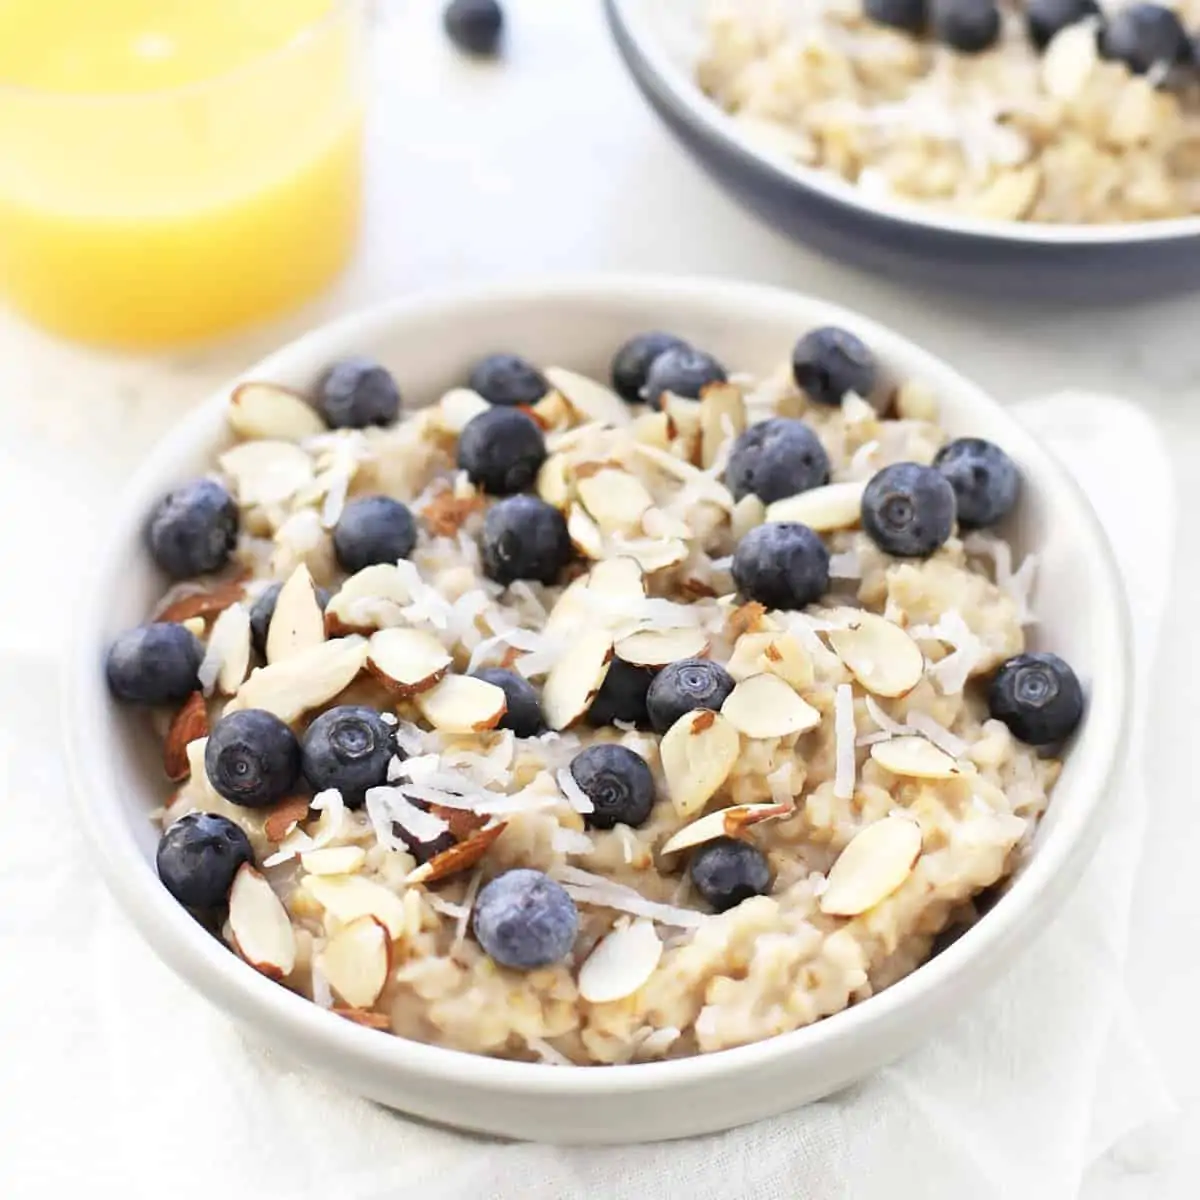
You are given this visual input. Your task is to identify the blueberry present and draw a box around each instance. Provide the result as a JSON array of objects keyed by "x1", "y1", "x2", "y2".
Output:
[
  {"x1": 933, "y1": 437, "x2": 1020, "y2": 530},
  {"x1": 1099, "y1": 3, "x2": 1190, "y2": 74},
  {"x1": 569, "y1": 744, "x2": 656, "y2": 830},
  {"x1": 146, "y1": 479, "x2": 239, "y2": 579},
  {"x1": 249, "y1": 582, "x2": 332, "y2": 658},
  {"x1": 731, "y1": 522, "x2": 830, "y2": 611},
  {"x1": 205, "y1": 709, "x2": 301, "y2": 809},
  {"x1": 861, "y1": 462, "x2": 956, "y2": 558},
  {"x1": 472, "y1": 667, "x2": 545, "y2": 736},
  {"x1": 316, "y1": 357, "x2": 401, "y2": 429},
  {"x1": 468, "y1": 353, "x2": 547, "y2": 407},
  {"x1": 641, "y1": 346, "x2": 727, "y2": 409},
  {"x1": 156, "y1": 812, "x2": 254, "y2": 910},
  {"x1": 481, "y1": 494, "x2": 571, "y2": 585},
  {"x1": 586, "y1": 659, "x2": 653, "y2": 728},
  {"x1": 1025, "y1": 0, "x2": 1100, "y2": 50},
  {"x1": 791, "y1": 327, "x2": 877, "y2": 407},
  {"x1": 444, "y1": 0, "x2": 504, "y2": 57},
  {"x1": 724, "y1": 417, "x2": 831, "y2": 505},
  {"x1": 689, "y1": 837, "x2": 772, "y2": 913},
  {"x1": 301, "y1": 705, "x2": 396, "y2": 808},
  {"x1": 333, "y1": 495, "x2": 417, "y2": 573},
  {"x1": 646, "y1": 658, "x2": 736, "y2": 734},
  {"x1": 106, "y1": 622, "x2": 203, "y2": 705},
  {"x1": 610, "y1": 332, "x2": 690, "y2": 404},
  {"x1": 930, "y1": 0, "x2": 1002, "y2": 53},
  {"x1": 472, "y1": 868, "x2": 579, "y2": 970},
  {"x1": 864, "y1": 0, "x2": 928, "y2": 33},
  {"x1": 458, "y1": 407, "x2": 547, "y2": 496},
  {"x1": 987, "y1": 652, "x2": 1084, "y2": 746}
]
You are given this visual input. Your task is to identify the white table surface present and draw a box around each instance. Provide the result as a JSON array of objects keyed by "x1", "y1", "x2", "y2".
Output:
[{"x1": 1, "y1": 1, "x2": 1196, "y2": 1194}]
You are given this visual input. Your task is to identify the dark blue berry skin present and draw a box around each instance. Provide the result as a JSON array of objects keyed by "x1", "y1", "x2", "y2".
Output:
[
  {"x1": 1025, "y1": 0, "x2": 1099, "y2": 50},
  {"x1": 333, "y1": 496, "x2": 417, "y2": 573},
  {"x1": 1099, "y1": 4, "x2": 1190, "y2": 74},
  {"x1": 690, "y1": 838, "x2": 772, "y2": 913},
  {"x1": 933, "y1": 438, "x2": 1020, "y2": 530},
  {"x1": 861, "y1": 462, "x2": 956, "y2": 558},
  {"x1": 468, "y1": 354, "x2": 547, "y2": 407},
  {"x1": 792, "y1": 327, "x2": 877, "y2": 407},
  {"x1": 249, "y1": 582, "x2": 332, "y2": 658},
  {"x1": 317, "y1": 357, "x2": 401, "y2": 428},
  {"x1": 865, "y1": 0, "x2": 928, "y2": 34},
  {"x1": 205, "y1": 709, "x2": 301, "y2": 809},
  {"x1": 610, "y1": 332, "x2": 690, "y2": 404},
  {"x1": 987, "y1": 652, "x2": 1084, "y2": 746},
  {"x1": 156, "y1": 812, "x2": 254, "y2": 910},
  {"x1": 569, "y1": 744, "x2": 656, "y2": 830},
  {"x1": 641, "y1": 346, "x2": 727, "y2": 409},
  {"x1": 472, "y1": 868, "x2": 579, "y2": 970},
  {"x1": 301, "y1": 705, "x2": 396, "y2": 808},
  {"x1": 725, "y1": 418, "x2": 831, "y2": 505},
  {"x1": 146, "y1": 479, "x2": 239, "y2": 580},
  {"x1": 458, "y1": 407, "x2": 547, "y2": 496},
  {"x1": 481, "y1": 494, "x2": 571, "y2": 585},
  {"x1": 587, "y1": 659, "x2": 653, "y2": 728},
  {"x1": 646, "y1": 658, "x2": 736, "y2": 734},
  {"x1": 444, "y1": 0, "x2": 504, "y2": 57},
  {"x1": 106, "y1": 623, "x2": 203, "y2": 705},
  {"x1": 472, "y1": 667, "x2": 545, "y2": 737},
  {"x1": 931, "y1": 0, "x2": 1002, "y2": 52},
  {"x1": 732, "y1": 522, "x2": 830, "y2": 611}
]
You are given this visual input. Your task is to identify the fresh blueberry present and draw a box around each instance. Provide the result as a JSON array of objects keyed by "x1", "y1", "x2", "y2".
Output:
[
  {"x1": 731, "y1": 522, "x2": 830, "y2": 611},
  {"x1": 724, "y1": 417, "x2": 831, "y2": 505},
  {"x1": 987, "y1": 652, "x2": 1084, "y2": 746},
  {"x1": 569, "y1": 744, "x2": 656, "y2": 830},
  {"x1": 205, "y1": 708, "x2": 301, "y2": 809},
  {"x1": 933, "y1": 437, "x2": 1020, "y2": 530},
  {"x1": 641, "y1": 346, "x2": 727, "y2": 409},
  {"x1": 458, "y1": 407, "x2": 547, "y2": 495},
  {"x1": 333, "y1": 495, "x2": 417, "y2": 573},
  {"x1": 444, "y1": 0, "x2": 504, "y2": 57},
  {"x1": 316, "y1": 357, "x2": 401, "y2": 428},
  {"x1": 481, "y1": 494, "x2": 571, "y2": 585},
  {"x1": 1025, "y1": 0, "x2": 1100, "y2": 50},
  {"x1": 106, "y1": 623, "x2": 203, "y2": 705},
  {"x1": 301, "y1": 705, "x2": 396, "y2": 808},
  {"x1": 156, "y1": 812, "x2": 254, "y2": 910},
  {"x1": 930, "y1": 0, "x2": 1002, "y2": 53},
  {"x1": 472, "y1": 868, "x2": 579, "y2": 970},
  {"x1": 791, "y1": 326, "x2": 877, "y2": 407},
  {"x1": 146, "y1": 479, "x2": 239, "y2": 579},
  {"x1": 1099, "y1": 3, "x2": 1190, "y2": 74},
  {"x1": 468, "y1": 353, "x2": 547, "y2": 407},
  {"x1": 610, "y1": 332, "x2": 690, "y2": 404},
  {"x1": 472, "y1": 667, "x2": 545, "y2": 736},
  {"x1": 865, "y1": 0, "x2": 928, "y2": 33},
  {"x1": 861, "y1": 462, "x2": 956, "y2": 558},
  {"x1": 689, "y1": 837, "x2": 772, "y2": 913},
  {"x1": 249, "y1": 582, "x2": 332, "y2": 658},
  {"x1": 586, "y1": 659, "x2": 653, "y2": 728},
  {"x1": 646, "y1": 658, "x2": 736, "y2": 734}
]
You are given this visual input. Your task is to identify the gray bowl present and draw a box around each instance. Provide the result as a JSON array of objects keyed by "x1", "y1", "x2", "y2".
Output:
[{"x1": 605, "y1": 0, "x2": 1200, "y2": 301}]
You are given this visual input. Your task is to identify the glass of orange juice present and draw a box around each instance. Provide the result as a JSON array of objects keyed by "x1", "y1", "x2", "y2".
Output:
[{"x1": 0, "y1": 0, "x2": 366, "y2": 348}]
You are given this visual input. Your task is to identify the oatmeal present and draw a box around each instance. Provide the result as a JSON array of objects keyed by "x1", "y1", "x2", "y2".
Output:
[{"x1": 105, "y1": 326, "x2": 1084, "y2": 1065}]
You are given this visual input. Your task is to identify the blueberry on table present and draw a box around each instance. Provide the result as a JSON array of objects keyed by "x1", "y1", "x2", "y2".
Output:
[
  {"x1": 864, "y1": 0, "x2": 928, "y2": 35},
  {"x1": 481, "y1": 494, "x2": 571, "y2": 585},
  {"x1": 731, "y1": 522, "x2": 830, "y2": 611},
  {"x1": 861, "y1": 462, "x2": 956, "y2": 558},
  {"x1": 316, "y1": 357, "x2": 401, "y2": 429},
  {"x1": 930, "y1": 0, "x2": 1002, "y2": 54},
  {"x1": 301, "y1": 705, "x2": 396, "y2": 808},
  {"x1": 586, "y1": 658, "x2": 654, "y2": 728},
  {"x1": 646, "y1": 658, "x2": 736, "y2": 734},
  {"x1": 249, "y1": 581, "x2": 332, "y2": 658},
  {"x1": 146, "y1": 478, "x2": 239, "y2": 579},
  {"x1": 641, "y1": 346, "x2": 727, "y2": 409},
  {"x1": 333, "y1": 495, "x2": 417, "y2": 573},
  {"x1": 468, "y1": 353, "x2": 547, "y2": 407},
  {"x1": 933, "y1": 437, "x2": 1020, "y2": 530},
  {"x1": 610, "y1": 331, "x2": 691, "y2": 404},
  {"x1": 472, "y1": 667, "x2": 545, "y2": 737},
  {"x1": 472, "y1": 868, "x2": 579, "y2": 970},
  {"x1": 725, "y1": 417, "x2": 831, "y2": 505},
  {"x1": 458, "y1": 407, "x2": 547, "y2": 496},
  {"x1": 791, "y1": 326, "x2": 877, "y2": 407},
  {"x1": 1025, "y1": 0, "x2": 1100, "y2": 51},
  {"x1": 106, "y1": 622, "x2": 203, "y2": 705},
  {"x1": 156, "y1": 812, "x2": 254, "y2": 911},
  {"x1": 205, "y1": 709, "x2": 302, "y2": 809},
  {"x1": 987, "y1": 652, "x2": 1084, "y2": 745},
  {"x1": 1099, "y1": 4, "x2": 1191, "y2": 75},
  {"x1": 444, "y1": 0, "x2": 505, "y2": 57},
  {"x1": 569, "y1": 744, "x2": 656, "y2": 830},
  {"x1": 690, "y1": 837, "x2": 772, "y2": 913}
]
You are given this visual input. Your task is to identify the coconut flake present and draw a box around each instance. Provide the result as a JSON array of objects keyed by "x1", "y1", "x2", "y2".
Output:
[
  {"x1": 909, "y1": 609, "x2": 986, "y2": 695},
  {"x1": 310, "y1": 958, "x2": 334, "y2": 1009},
  {"x1": 556, "y1": 767, "x2": 595, "y2": 814},
  {"x1": 829, "y1": 549, "x2": 862, "y2": 580},
  {"x1": 365, "y1": 785, "x2": 450, "y2": 849},
  {"x1": 834, "y1": 684, "x2": 856, "y2": 801},
  {"x1": 526, "y1": 1036, "x2": 576, "y2": 1067},
  {"x1": 452, "y1": 868, "x2": 484, "y2": 954},
  {"x1": 392, "y1": 721, "x2": 427, "y2": 757},
  {"x1": 904, "y1": 712, "x2": 970, "y2": 760},
  {"x1": 863, "y1": 695, "x2": 911, "y2": 737},
  {"x1": 552, "y1": 826, "x2": 595, "y2": 855},
  {"x1": 425, "y1": 893, "x2": 470, "y2": 920},
  {"x1": 555, "y1": 866, "x2": 706, "y2": 928}
]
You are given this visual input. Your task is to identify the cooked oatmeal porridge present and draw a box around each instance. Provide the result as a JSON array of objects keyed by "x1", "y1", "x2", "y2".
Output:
[
  {"x1": 697, "y1": 0, "x2": 1200, "y2": 223},
  {"x1": 105, "y1": 327, "x2": 1085, "y2": 1065}
]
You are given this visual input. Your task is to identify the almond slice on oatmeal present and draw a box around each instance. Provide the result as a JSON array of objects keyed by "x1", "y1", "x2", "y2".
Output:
[
  {"x1": 324, "y1": 563, "x2": 413, "y2": 634},
  {"x1": 698, "y1": 382, "x2": 746, "y2": 469},
  {"x1": 228, "y1": 381, "x2": 325, "y2": 442},
  {"x1": 318, "y1": 915, "x2": 392, "y2": 1009},
  {"x1": 537, "y1": 453, "x2": 574, "y2": 510},
  {"x1": 819, "y1": 817, "x2": 923, "y2": 917},
  {"x1": 870, "y1": 736, "x2": 962, "y2": 780},
  {"x1": 544, "y1": 366, "x2": 631, "y2": 427},
  {"x1": 721, "y1": 673, "x2": 821, "y2": 739},
  {"x1": 228, "y1": 635, "x2": 368, "y2": 722},
  {"x1": 610, "y1": 536, "x2": 689, "y2": 575},
  {"x1": 567, "y1": 503, "x2": 605, "y2": 560},
  {"x1": 542, "y1": 629, "x2": 614, "y2": 730},
  {"x1": 435, "y1": 387, "x2": 490, "y2": 434},
  {"x1": 416, "y1": 674, "x2": 507, "y2": 734},
  {"x1": 577, "y1": 468, "x2": 654, "y2": 534},
  {"x1": 577, "y1": 919, "x2": 663, "y2": 1004},
  {"x1": 587, "y1": 555, "x2": 646, "y2": 600},
  {"x1": 827, "y1": 612, "x2": 924, "y2": 697},
  {"x1": 200, "y1": 602, "x2": 252, "y2": 695},
  {"x1": 614, "y1": 627, "x2": 709, "y2": 668},
  {"x1": 264, "y1": 795, "x2": 312, "y2": 843},
  {"x1": 266, "y1": 564, "x2": 326, "y2": 663},
  {"x1": 163, "y1": 692, "x2": 208, "y2": 782},
  {"x1": 367, "y1": 627, "x2": 453, "y2": 696},
  {"x1": 543, "y1": 573, "x2": 592, "y2": 637},
  {"x1": 765, "y1": 481, "x2": 866, "y2": 532},
  {"x1": 156, "y1": 579, "x2": 246, "y2": 624},
  {"x1": 659, "y1": 709, "x2": 741, "y2": 818},
  {"x1": 300, "y1": 845, "x2": 367, "y2": 876},
  {"x1": 727, "y1": 630, "x2": 813, "y2": 690},
  {"x1": 731, "y1": 492, "x2": 766, "y2": 540},
  {"x1": 659, "y1": 800, "x2": 792, "y2": 855},
  {"x1": 218, "y1": 439, "x2": 314, "y2": 508},
  {"x1": 228, "y1": 864, "x2": 296, "y2": 979},
  {"x1": 302, "y1": 874, "x2": 408, "y2": 939},
  {"x1": 406, "y1": 822, "x2": 508, "y2": 885}
]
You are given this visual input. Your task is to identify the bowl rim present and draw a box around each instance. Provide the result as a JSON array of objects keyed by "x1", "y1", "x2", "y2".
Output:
[
  {"x1": 65, "y1": 273, "x2": 1131, "y2": 1098},
  {"x1": 606, "y1": 0, "x2": 1200, "y2": 248}
]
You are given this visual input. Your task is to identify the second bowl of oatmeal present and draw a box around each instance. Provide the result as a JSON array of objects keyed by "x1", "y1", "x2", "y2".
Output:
[
  {"x1": 607, "y1": 0, "x2": 1200, "y2": 299},
  {"x1": 68, "y1": 275, "x2": 1128, "y2": 1142}
]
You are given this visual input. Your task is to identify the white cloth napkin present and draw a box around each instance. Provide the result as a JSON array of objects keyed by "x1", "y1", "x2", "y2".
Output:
[{"x1": 0, "y1": 393, "x2": 1177, "y2": 1200}]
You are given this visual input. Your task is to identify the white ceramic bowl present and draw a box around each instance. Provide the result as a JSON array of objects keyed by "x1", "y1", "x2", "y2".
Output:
[{"x1": 66, "y1": 276, "x2": 1130, "y2": 1143}]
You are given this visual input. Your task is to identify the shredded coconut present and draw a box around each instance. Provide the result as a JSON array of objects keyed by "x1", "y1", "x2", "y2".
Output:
[
  {"x1": 365, "y1": 786, "x2": 450, "y2": 845},
  {"x1": 906, "y1": 712, "x2": 969, "y2": 760},
  {"x1": 863, "y1": 695, "x2": 910, "y2": 736},
  {"x1": 833, "y1": 684, "x2": 856, "y2": 800},
  {"x1": 310, "y1": 959, "x2": 334, "y2": 1009},
  {"x1": 829, "y1": 549, "x2": 862, "y2": 579},
  {"x1": 552, "y1": 826, "x2": 595, "y2": 856},
  {"x1": 526, "y1": 1036, "x2": 575, "y2": 1067},
  {"x1": 910, "y1": 609, "x2": 986, "y2": 694},
  {"x1": 556, "y1": 866, "x2": 707, "y2": 928},
  {"x1": 556, "y1": 767, "x2": 595, "y2": 814}
]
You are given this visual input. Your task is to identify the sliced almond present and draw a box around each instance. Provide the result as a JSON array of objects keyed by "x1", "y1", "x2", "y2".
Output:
[
  {"x1": 301, "y1": 845, "x2": 367, "y2": 876},
  {"x1": 265, "y1": 564, "x2": 326, "y2": 664},
  {"x1": 577, "y1": 919, "x2": 662, "y2": 1004},
  {"x1": 324, "y1": 564, "x2": 413, "y2": 634},
  {"x1": 368, "y1": 627, "x2": 453, "y2": 696},
  {"x1": 587, "y1": 555, "x2": 646, "y2": 600},
  {"x1": 641, "y1": 506, "x2": 693, "y2": 540},
  {"x1": 662, "y1": 395, "x2": 702, "y2": 463},
  {"x1": 204, "y1": 603, "x2": 252, "y2": 695},
  {"x1": 156, "y1": 580, "x2": 245, "y2": 624},
  {"x1": 421, "y1": 489, "x2": 485, "y2": 537},
  {"x1": 544, "y1": 573, "x2": 592, "y2": 637},
  {"x1": 218, "y1": 440, "x2": 314, "y2": 508},
  {"x1": 659, "y1": 709, "x2": 741, "y2": 818},
  {"x1": 1041, "y1": 20, "x2": 1097, "y2": 102},
  {"x1": 228, "y1": 635, "x2": 368, "y2": 723},
  {"x1": 567, "y1": 503, "x2": 605, "y2": 559},
  {"x1": 406, "y1": 822, "x2": 508, "y2": 884},
  {"x1": 827, "y1": 613, "x2": 924, "y2": 698},
  {"x1": 614, "y1": 627, "x2": 709, "y2": 667},
  {"x1": 181, "y1": 616, "x2": 207, "y2": 638},
  {"x1": 727, "y1": 601, "x2": 768, "y2": 637},
  {"x1": 728, "y1": 630, "x2": 813, "y2": 690},
  {"x1": 632, "y1": 410, "x2": 672, "y2": 450},
  {"x1": 332, "y1": 1007, "x2": 390, "y2": 1029},
  {"x1": 610, "y1": 536, "x2": 688, "y2": 574},
  {"x1": 869, "y1": 736, "x2": 962, "y2": 779},
  {"x1": 228, "y1": 382, "x2": 325, "y2": 442},
  {"x1": 731, "y1": 493, "x2": 766, "y2": 541},
  {"x1": 544, "y1": 366, "x2": 631, "y2": 427},
  {"x1": 537, "y1": 453, "x2": 574, "y2": 510},
  {"x1": 319, "y1": 915, "x2": 392, "y2": 1008},
  {"x1": 765, "y1": 481, "x2": 866, "y2": 532},
  {"x1": 302, "y1": 873, "x2": 408, "y2": 939},
  {"x1": 163, "y1": 692, "x2": 208, "y2": 782},
  {"x1": 577, "y1": 469, "x2": 654, "y2": 534},
  {"x1": 430, "y1": 805, "x2": 488, "y2": 841},
  {"x1": 228, "y1": 864, "x2": 296, "y2": 979},
  {"x1": 530, "y1": 388, "x2": 575, "y2": 432},
  {"x1": 721, "y1": 673, "x2": 821, "y2": 739},
  {"x1": 264, "y1": 795, "x2": 312, "y2": 843},
  {"x1": 416, "y1": 673, "x2": 507, "y2": 733},
  {"x1": 699, "y1": 382, "x2": 747, "y2": 469},
  {"x1": 542, "y1": 629, "x2": 613, "y2": 730},
  {"x1": 660, "y1": 800, "x2": 792, "y2": 855},
  {"x1": 435, "y1": 387, "x2": 490, "y2": 434},
  {"x1": 819, "y1": 817, "x2": 923, "y2": 916}
]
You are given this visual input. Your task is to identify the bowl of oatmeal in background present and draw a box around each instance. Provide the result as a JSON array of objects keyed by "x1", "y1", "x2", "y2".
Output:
[
  {"x1": 67, "y1": 276, "x2": 1129, "y2": 1142},
  {"x1": 606, "y1": 0, "x2": 1200, "y2": 300}
]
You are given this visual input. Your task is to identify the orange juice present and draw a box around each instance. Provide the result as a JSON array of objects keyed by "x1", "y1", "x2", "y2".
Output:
[{"x1": 0, "y1": 0, "x2": 364, "y2": 347}]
